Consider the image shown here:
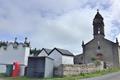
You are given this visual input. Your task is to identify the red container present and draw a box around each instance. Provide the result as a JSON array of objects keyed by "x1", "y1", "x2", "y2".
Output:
[{"x1": 12, "y1": 62, "x2": 20, "y2": 77}]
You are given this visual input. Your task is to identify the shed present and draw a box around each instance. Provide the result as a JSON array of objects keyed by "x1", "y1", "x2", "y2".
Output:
[{"x1": 27, "y1": 56, "x2": 54, "y2": 78}]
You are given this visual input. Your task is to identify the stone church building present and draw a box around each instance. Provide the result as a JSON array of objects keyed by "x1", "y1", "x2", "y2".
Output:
[{"x1": 75, "y1": 10, "x2": 120, "y2": 67}]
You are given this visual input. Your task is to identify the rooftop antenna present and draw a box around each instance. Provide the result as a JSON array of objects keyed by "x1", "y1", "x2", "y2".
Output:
[
  {"x1": 25, "y1": 37, "x2": 27, "y2": 43},
  {"x1": 14, "y1": 37, "x2": 17, "y2": 42}
]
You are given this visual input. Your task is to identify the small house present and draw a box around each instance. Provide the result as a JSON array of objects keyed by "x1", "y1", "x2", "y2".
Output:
[
  {"x1": 48, "y1": 48, "x2": 74, "y2": 67},
  {"x1": 38, "y1": 48, "x2": 51, "y2": 57}
]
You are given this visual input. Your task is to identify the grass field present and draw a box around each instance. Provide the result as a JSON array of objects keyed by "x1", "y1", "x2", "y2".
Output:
[{"x1": 0, "y1": 68, "x2": 120, "y2": 80}]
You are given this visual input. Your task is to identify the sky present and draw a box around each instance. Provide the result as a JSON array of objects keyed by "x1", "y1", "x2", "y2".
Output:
[{"x1": 0, "y1": 0, "x2": 120, "y2": 55}]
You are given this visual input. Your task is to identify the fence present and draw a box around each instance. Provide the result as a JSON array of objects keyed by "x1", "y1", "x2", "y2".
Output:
[{"x1": 54, "y1": 62, "x2": 104, "y2": 76}]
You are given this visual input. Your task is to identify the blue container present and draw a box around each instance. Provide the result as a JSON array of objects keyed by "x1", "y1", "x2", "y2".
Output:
[{"x1": 6, "y1": 65, "x2": 13, "y2": 76}]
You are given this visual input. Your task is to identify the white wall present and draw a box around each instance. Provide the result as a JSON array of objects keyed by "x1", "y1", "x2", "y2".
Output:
[
  {"x1": 0, "y1": 65, "x2": 6, "y2": 73},
  {"x1": 20, "y1": 66, "x2": 26, "y2": 76},
  {"x1": 24, "y1": 47, "x2": 30, "y2": 66},
  {"x1": 62, "y1": 55, "x2": 74, "y2": 64},
  {"x1": 48, "y1": 50, "x2": 62, "y2": 67},
  {"x1": 49, "y1": 50, "x2": 74, "y2": 67},
  {"x1": 0, "y1": 44, "x2": 30, "y2": 73},
  {"x1": 0, "y1": 44, "x2": 30, "y2": 65},
  {"x1": 38, "y1": 50, "x2": 48, "y2": 57},
  {"x1": 44, "y1": 57, "x2": 54, "y2": 78}
]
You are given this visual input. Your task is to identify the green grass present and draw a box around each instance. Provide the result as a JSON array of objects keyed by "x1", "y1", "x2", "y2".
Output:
[{"x1": 0, "y1": 68, "x2": 120, "y2": 80}]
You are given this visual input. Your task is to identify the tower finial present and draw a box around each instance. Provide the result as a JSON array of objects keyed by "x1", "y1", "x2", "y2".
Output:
[
  {"x1": 116, "y1": 38, "x2": 118, "y2": 42},
  {"x1": 25, "y1": 37, "x2": 28, "y2": 43},
  {"x1": 82, "y1": 41, "x2": 84, "y2": 45},
  {"x1": 116, "y1": 38, "x2": 119, "y2": 44},
  {"x1": 82, "y1": 40, "x2": 84, "y2": 47},
  {"x1": 97, "y1": 9, "x2": 99, "y2": 12}
]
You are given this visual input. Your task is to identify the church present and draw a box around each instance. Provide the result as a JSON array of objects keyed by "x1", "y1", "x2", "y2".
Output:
[{"x1": 75, "y1": 10, "x2": 120, "y2": 67}]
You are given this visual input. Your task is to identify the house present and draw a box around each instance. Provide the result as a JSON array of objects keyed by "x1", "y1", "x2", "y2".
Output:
[
  {"x1": 38, "y1": 48, "x2": 51, "y2": 57},
  {"x1": 27, "y1": 56, "x2": 54, "y2": 78},
  {"x1": 0, "y1": 37, "x2": 30, "y2": 76},
  {"x1": 48, "y1": 48, "x2": 74, "y2": 67}
]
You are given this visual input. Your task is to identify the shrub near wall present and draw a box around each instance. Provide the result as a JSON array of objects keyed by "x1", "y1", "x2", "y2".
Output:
[{"x1": 54, "y1": 62, "x2": 104, "y2": 77}]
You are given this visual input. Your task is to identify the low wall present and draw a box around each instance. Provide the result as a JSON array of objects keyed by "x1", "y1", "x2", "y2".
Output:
[{"x1": 54, "y1": 62, "x2": 104, "y2": 76}]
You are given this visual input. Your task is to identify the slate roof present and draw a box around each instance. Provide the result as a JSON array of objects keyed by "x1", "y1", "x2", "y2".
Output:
[
  {"x1": 49, "y1": 48, "x2": 74, "y2": 56},
  {"x1": 43, "y1": 48, "x2": 52, "y2": 54},
  {"x1": 30, "y1": 48, "x2": 52, "y2": 56}
]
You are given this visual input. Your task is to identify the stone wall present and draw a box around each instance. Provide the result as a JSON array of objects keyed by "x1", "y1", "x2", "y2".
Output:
[{"x1": 54, "y1": 62, "x2": 104, "y2": 76}]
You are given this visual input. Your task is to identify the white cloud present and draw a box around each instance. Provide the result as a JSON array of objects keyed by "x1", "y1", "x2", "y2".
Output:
[
  {"x1": 30, "y1": 9, "x2": 95, "y2": 53},
  {"x1": 0, "y1": 0, "x2": 120, "y2": 54}
]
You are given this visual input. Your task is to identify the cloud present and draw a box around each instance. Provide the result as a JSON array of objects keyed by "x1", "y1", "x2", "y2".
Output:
[
  {"x1": 30, "y1": 9, "x2": 95, "y2": 53},
  {"x1": 0, "y1": 0, "x2": 120, "y2": 54}
]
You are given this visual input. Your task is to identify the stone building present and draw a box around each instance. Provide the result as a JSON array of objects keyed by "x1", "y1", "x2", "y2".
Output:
[
  {"x1": 75, "y1": 10, "x2": 120, "y2": 67},
  {"x1": 74, "y1": 54, "x2": 83, "y2": 64}
]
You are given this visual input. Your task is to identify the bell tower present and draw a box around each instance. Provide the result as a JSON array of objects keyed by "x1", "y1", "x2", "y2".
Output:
[{"x1": 93, "y1": 10, "x2": 105, "y2": 38}]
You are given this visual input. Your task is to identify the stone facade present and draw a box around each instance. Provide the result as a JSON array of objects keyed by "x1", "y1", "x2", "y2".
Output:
[
  {"x1": 75, "y1": 11, "x2": 120, "y2": 67},
  {"x1": 83, "y1": 36, "x2": 120, "y2": 67},
  {"x1": 74, "y1": 54, "x2": 83, "y2": 64}
]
